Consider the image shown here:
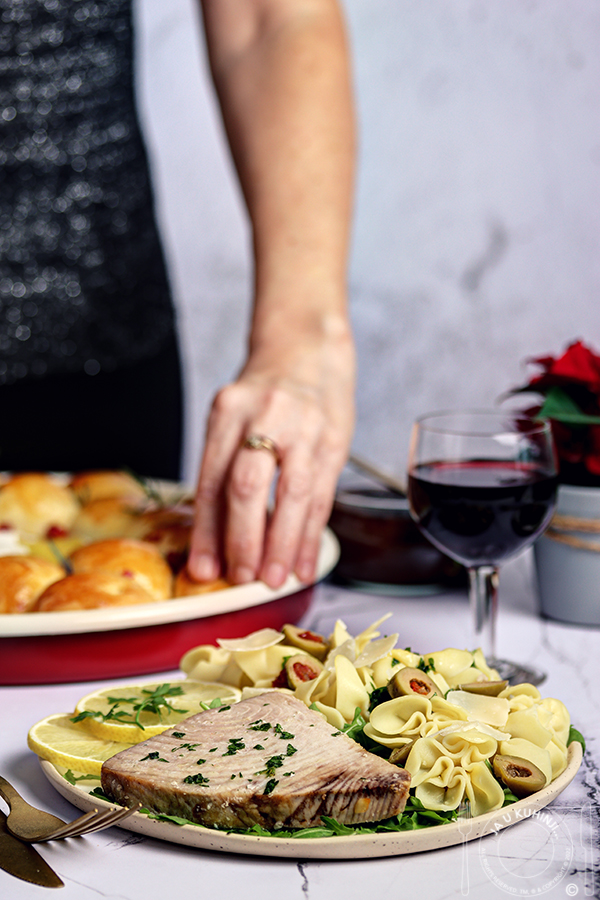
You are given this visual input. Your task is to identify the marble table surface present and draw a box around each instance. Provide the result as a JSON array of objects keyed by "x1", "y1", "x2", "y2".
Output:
[{"x1": 1, "y1": 553, "x2": 598, "y2": 899}]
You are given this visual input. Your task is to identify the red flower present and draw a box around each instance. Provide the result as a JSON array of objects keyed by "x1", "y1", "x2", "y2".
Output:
[
  {"x1": 513, "y1": 340, "x2": 600, "y2": 486},
  {"x1": 525, "y1": 340, "x2": 600, "y2": 397}
]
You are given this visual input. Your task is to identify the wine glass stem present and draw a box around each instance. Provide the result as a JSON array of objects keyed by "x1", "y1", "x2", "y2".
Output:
[{"x1": 468, "y1": 565, "x2": 499, "y2": 662}]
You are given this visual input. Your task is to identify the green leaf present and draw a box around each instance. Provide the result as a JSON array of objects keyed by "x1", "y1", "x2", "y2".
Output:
[
  {"x1": 540, "y1": 387, "x2": 600, "y2": 426},
  {"x1": 89, "y1": 786, "x2": 112, "y2": 802},
  {"x1": 567, "y1": 726, "x2": 586, "y2": 753},
  {"x1": 63, "y1": 770, "x2": 100, "y2": 785}
]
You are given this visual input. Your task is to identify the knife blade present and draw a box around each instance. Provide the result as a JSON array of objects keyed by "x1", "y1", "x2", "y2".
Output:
[{"x1": 0, "y1": 810, "x2": 64, "y2": 888}]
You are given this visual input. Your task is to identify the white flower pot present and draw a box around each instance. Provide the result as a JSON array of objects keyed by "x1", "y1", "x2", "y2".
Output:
[{"x1": 534, "y1": 484, "x2": 600, "y2": 626}]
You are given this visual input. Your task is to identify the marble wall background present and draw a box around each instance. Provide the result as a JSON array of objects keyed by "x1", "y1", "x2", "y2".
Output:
[{"x1": 134, "y1": 0, "x2": 600, "y2": 486}]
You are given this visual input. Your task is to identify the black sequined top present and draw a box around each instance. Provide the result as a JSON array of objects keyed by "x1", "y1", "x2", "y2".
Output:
[{"x1": 0, "y1": 0, "x2": 175, "y2": 386}]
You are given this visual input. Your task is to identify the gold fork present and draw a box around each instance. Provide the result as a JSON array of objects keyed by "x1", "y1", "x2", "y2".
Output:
[{"x1": 0, "y1": 775, "x2": 140, "y2": 843}]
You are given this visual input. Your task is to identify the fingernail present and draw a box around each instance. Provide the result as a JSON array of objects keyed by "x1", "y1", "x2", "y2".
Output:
[
  {"x1": 233, "y1": 566, "x2": 255, "y2": 585},
  {"x1": 191, "y1": 554, "x2": 218, "y2": 581},
  {"x1": 263, "y1": 563, "x2": 286, "y2": 589},
  {"x1": 295, "y1": 561, "x2": 315, "y2": 584}
]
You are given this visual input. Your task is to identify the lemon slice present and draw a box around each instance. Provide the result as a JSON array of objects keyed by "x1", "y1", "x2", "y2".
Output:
[
  {"x1": 27, "y1": 714, "x2": 132, "y2": 776},
  {"x1": 73, "y1": 680, "x2": 241, "y2": 744}
]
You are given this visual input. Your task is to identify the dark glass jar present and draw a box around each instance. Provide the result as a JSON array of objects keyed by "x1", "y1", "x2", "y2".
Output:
[{"x1": 328, "y1": 484, "x2": 465, "y2": 594}]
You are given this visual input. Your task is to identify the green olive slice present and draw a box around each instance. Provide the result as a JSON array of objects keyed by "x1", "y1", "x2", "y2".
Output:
[
  {"x1": 282, "y1": 624, "x2": 329, "y2": 661},
  {"x1": 388, "y1": 667, "x2": 438, "y2": 699},
  {"x1": 284, "y1": 654, "x2": 324, "y2": 689},
  {"x1": 459, "y1": 680, "x2": 509, "y2": 697},
  {"x1": 492, "y1": 754, "x2": 546, "y2": 797},
  {"x1": 388, "y1": 743, "x2": 414, "y2": 766}
]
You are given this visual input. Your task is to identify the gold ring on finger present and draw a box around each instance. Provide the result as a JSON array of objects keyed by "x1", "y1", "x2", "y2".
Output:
[{"x1": 241, "y1": 434, "x2": 282, "y2": 465}]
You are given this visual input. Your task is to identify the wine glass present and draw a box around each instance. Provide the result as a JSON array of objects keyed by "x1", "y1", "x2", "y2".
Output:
[{"x1": 407, "y1": 410, "x2": 558, "y2": 685}]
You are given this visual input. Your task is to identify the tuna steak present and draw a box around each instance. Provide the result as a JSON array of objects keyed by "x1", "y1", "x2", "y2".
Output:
[{"x1": 101, "y1": 691, "x2": 410, "y2": 830}]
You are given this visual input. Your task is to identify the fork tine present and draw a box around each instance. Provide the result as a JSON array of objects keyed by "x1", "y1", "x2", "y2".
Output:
[
  {"x1": 67, "y1": 804, "x2": 141, "y2": 837},
  {"x1": 33, "y1": 803, "x2": 141, "y2": 842},
  {"x1": 31, "y1": 809, "x2": 101, "y2": 842}
]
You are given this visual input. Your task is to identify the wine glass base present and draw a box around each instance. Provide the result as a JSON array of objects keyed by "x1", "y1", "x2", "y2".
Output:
[{"x1": 487, "y1": 658, "x2": 546, "y2": 687}]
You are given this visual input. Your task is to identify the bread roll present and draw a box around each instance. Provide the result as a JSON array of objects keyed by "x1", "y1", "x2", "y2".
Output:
[
  {"x1": 136, "y1": 506, "x2": 193, "y2": 572},
  {"x1": 70, "y1": 497, "x2": 147, "y2": 542},
  {"x1": 69, "y1": 470, "x2": 149, "y2": 505},
  {"x1": 69, "y1": 538, "x2": 173, "y2": 601},
  {"x1": 0, "y1": 473, "x2": 80, "y2": 538},
  {"x1": 0, "y1": 555, "x2": 66, "y2": 613},
  {"x1": 34, "y1": 571, "x2": 156, "y2": 611},
  {"x1": 174, "y1": 566, "x2": 230, "y2": 597}
]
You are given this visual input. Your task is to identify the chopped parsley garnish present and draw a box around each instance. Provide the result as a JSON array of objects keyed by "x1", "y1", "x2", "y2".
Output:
[
  {"x1": 263, "y1": 779, "x2": 278, "y2": 795},
  {"x1": 249, "y1": 720, "x2": 271, "y2": 732},
  {"x1": 171, "y1": 742, "x2": 200, "y2": 753},
  {"x1": 417, "y1": 657, "x2": 435, "y2": 674},
  {"x1": 139, "y1": 751, "x2": 168, "y2": 762},
  {"x1": 71, "y1": 683, "x2": 189, "y2": 731},
  {"x1": 223, "y1": 738, "x2": 245, "y2": 756},
  {"x1": 172, "y1": 732, "x2": 186, "y2": 739},
  {"x1": 183, "y1": 773, "x2": 210, "y2": 785},
  {"x1": 258, "y1": 755, "x2": 285, "y2": 777},
  {"x1": 274, "y1": 723, "x2": 294, "y2": 740}
]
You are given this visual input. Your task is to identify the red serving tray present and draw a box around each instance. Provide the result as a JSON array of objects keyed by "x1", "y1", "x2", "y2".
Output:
[{"x1": 0, "y1": 586, "x2": 314, "y2": 685}]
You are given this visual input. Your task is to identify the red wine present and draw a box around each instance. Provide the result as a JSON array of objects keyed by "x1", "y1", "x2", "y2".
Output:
[{"x1": 408, "y1": 461, "x2": 558, "y2": 567}]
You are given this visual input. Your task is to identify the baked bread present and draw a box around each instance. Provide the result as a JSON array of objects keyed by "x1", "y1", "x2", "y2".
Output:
[
  {"x1": 174, "y1": 566, "x2": 230, "y2": 597},
  {"x1": 70, "y1": 497, "x2": 147, "y2": 542},
  {"x1": 69, "y1": 538, "x2": 173, "y2": 601},
  {"x1": 0, "y1": 555, "x2": 66, "y2": 613},
  {"x1": 34, "y1": 571, "x2": 156, "y2": 611},
  {"x1": 69, "y1": 470, "x2": 148, "y2": 505},
  {"x1": 0, "y1": 473, "x2": 80, "y2": 538},
  {"x1": 137, "y1": 506, "x2": 194, "y2": 571}
]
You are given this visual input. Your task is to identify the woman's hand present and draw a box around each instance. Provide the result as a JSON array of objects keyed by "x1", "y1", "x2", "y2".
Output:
[{"x1": 188, "y1": 320, "x2": 354, "y2": 589}]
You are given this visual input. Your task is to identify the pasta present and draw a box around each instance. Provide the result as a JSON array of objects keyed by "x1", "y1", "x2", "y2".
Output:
[{"x1": 177, "y1": 616, "x2": 573, "y2": 818}]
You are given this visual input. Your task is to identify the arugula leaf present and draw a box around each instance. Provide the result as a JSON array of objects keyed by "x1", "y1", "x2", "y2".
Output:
[
  {"x1": 89, "y1": 786, "x2": 112, "y2": 802},
  {"x1": 567, "y1": 726, "x2": 586, "y2": 753},
  {"x1": 63, "y1": 770, "x2": 100, "y2": 785},
  {"x1": 502, "y1": 788, "x2": 520, "y2": 806},
  {"x1": 368, "y1": 686, "x2": 391, "y2": 712}
]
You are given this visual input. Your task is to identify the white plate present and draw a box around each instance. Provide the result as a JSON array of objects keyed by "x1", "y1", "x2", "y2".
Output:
[
  {"x1": 0, "y1": 527, "x2": 339, "y2": 638},
  {"x1": 40, "y1": 743, "x2": 582, "y2": 860}
]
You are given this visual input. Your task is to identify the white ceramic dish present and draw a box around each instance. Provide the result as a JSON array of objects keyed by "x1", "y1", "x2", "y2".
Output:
[
  {"x1": 40, "y1": 743, "x2": 582, "y2": 860},
  {"x1": 0, "y1": 527, "x2": 339, "y2": 638},
  {"x1": 0, "y1": 521, "x2": 339, "y2": 684}
]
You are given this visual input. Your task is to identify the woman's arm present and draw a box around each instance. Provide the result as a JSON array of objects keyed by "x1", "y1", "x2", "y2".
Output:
[{"x1": 188, "y1": 0, "x2": 356, "y2": 589}]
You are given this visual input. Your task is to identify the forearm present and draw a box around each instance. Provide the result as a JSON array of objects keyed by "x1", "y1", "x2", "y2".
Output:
[{"x1": 199, "y1": 0, "x2": 355, "y2": 349}]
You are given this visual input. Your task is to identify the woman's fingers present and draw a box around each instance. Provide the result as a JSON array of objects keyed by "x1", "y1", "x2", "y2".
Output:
[
  {"x1": 224, "y1": 441, "x2": 279, "y2": 584},
  {"x1": 187, "y1": 388, "x2": 248, "y2": 581},
  {"x1": 188, "y1": 331, "x2": 355, "y2": 588}
]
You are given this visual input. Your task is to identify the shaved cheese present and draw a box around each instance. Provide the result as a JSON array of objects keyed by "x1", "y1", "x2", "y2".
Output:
[
  {"x1": 217, "y1": 628, "x2": 284, "y2": 652},
  {"x1": 444, "y1": 690, "x2": 510, "y2": 728},
  {"x1": 355, "y1": 614, "x2": 393, "y2": 650},
  {"x1": 354, "y1": 634, "x2": 399, "y2": 669},
  {"x1": 324, "y1": 637, "x2": 356, "y2": 671},
  {"x1": 435, "y1": 721, "x2": 510, "y2": 742}
]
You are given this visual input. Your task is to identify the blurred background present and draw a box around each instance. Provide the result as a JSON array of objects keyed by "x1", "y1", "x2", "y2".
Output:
[{"x1": 134, "y1": 0, "x2": 600, "y2": 487}]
